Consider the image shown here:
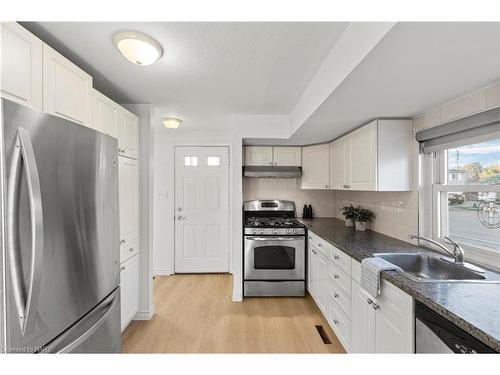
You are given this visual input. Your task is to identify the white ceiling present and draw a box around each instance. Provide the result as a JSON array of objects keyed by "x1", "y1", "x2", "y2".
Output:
[
  {"x1": 248, "y1": 22, "x2": 500, "y2": 145},
  {"x1": 23, "y1": 22, "x2": 348, "y2": 117}
]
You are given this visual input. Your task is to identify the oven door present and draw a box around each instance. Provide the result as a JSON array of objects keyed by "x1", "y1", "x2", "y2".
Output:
[{"x1": 244, "y1": 236, "x2": 305, "y2": 280}]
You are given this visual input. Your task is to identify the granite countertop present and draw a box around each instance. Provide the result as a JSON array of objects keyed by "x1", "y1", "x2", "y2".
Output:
[{"x1": 299, "y1": 217, "x2": 500, "y2": 352}]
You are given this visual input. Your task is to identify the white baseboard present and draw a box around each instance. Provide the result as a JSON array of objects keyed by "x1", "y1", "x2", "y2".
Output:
[
  {"x1": 133, "y1": 304, "x2": 155, "y2": 320},
  {"x1": 153, "y1": 269, "x2": 173, "y2": 276}
]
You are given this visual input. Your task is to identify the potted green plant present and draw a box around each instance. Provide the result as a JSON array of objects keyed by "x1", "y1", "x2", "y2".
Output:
[
  {"x1": 341, "y1": 204, "x2": 357, "y2": 227},
  {"x1": 354, "y1": 207, "x2": 375, "y2": 231}
]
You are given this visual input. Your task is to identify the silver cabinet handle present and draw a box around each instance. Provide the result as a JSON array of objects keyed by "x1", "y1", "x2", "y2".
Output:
[
  {"x1": 177, "y1": 215, "x2": 186, "y2": 220},
  {"x1": 120, "y1": 266, "x2": 126, "y2": 271},
  {"x1": 334, "y1": 255, "x2": 340, "y2": 260},
  {"x1": 324, "y1": 185, "x2": 328, "y2": 188},
  {"x1": 333, "y1": 319, "x2": 339, "y2": 325},
  {"x1": 333, "y1": 293, "x2": 339, "y2": 298},
  {"x1": 120, "y1": 239, "x2": 126, "y2": 244},
  {"x1": 317, "y1": 243, "x2": 322, "y2": 247},
  {"x1": 129, "y1": 247, "x2": 135, "y2": 252},
  {"x1": 7, "y1": 128, "x2": 44, "y2": 335},
  {"x1": 372, "y1": 303, "x2": 380, "y2": 310},
  {"x1": 333, "y1": 274, "x2": 339, "y2": 279},
  {"x1": 367, "y1": 298, "x2": 373, "y2": 305}
]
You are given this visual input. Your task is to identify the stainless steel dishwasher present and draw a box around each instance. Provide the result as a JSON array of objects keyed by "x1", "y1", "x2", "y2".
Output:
[{"x1": 415, "y1": 301, "x2": 497, "y2": 353}]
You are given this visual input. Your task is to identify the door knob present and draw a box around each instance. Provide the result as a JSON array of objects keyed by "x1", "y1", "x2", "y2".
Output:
[{"x1": 177, "y1": 215, "x2": 186, "y2": 220}]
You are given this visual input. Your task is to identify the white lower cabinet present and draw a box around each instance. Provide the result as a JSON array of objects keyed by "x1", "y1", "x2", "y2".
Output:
[
  {"x1": 120, "y1": 253, "x2": 139, "y2": 332},
  {"x1": 308, "y1": 230, "x2": 414, "y2": 353}
]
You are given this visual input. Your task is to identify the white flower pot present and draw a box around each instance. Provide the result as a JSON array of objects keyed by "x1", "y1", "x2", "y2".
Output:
[
  {"x1": 355, "y1": 221, "x2": 367, "y2": 231},
  {"x1": 345, "y1": 219, "x2": 355, "y2": 227}
]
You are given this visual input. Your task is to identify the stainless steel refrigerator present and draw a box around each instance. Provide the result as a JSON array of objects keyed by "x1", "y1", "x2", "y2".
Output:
[{"x1": 0, "y1": 98, "x2": 121, "y2": 353}]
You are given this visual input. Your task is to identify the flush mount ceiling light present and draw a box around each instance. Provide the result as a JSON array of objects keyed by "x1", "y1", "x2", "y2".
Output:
[
  {"x1": 162, "y1": 117, "x2": 182, "y2": 129},
  {"x1": 113, "y1": 31, "x2": 163, "y2": 66}
]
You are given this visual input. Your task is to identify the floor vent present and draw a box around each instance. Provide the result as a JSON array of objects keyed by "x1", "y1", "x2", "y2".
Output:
[{"x1": 315, "y1": 325, "x2": 332, "y2": 344}]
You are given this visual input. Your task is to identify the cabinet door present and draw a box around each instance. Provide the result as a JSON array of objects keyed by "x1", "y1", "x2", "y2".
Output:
[
  {"x1": 119, "y1": 156, "x2": 139, "y2": 248},
  {"x1": 307, "y1": 246, "x2": 315, "y2": 297},
  {"x1": 330, "y1": 137, "x2": 349, "y2": 190},
  {"x1": 91, "y1": 89, "x2": 118, "y2": 138},
  {"x1": 273, "y1": 147, "x2": 301, "y2": 166},
  {"x1": 43, "y1": 44, "x2": 92, "y2": 125},
  {"x1": 301, "y1": 144, "x2": 330, "y2": 189},
  {"x1": 120, "y1": 254, "x2": 139, "y2": 332},
  {"x1": 375, "y1": 281, "x2": 414, "y2": 353},
  {"x1": 0, "y1": 22, "x2": 42, "y2": 110},
  {"x1": 348, "y1": 121, "x2": 377, "y2": 191},
  {"x1": 315, "y1": 251, "x2": 328, "y2": 314},
  {"x1": 244, "y1": 146, "x2": 273, "y2": 166},
  {"x1": 351, "y1": 281, "x2": 376, "y2": 353},
  {"x1": 117, "y1": 109, "x2": 139, "y2": 159}
]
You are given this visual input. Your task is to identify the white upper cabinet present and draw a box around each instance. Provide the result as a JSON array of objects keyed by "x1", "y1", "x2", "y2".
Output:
[
  {"x1": 117, "y1": 109, "x2": 139, "y2": 159},
  {"x1": 43, "y1": 44, "x2": 92, "y2": 126},
  {"x1": 119, "y1": 156, "x2": 139, "y2": 247},
  {"x1": 348, "y1": 121, "x2": 378, "y2": 191},
  {"x1": 0, "y1": 22, "x2": 42, "y2": 110},
  {"x1": 329, "y1": 137, "x2": 349, "y2": 190},
  {"x1": 273, "y1": 147, "x2": 302, "y2": 166},
  {"x1": 91, "y1": 89, "x2": 118, "y2": 138},
  {"x1": 244, "y1": 146, "x2": 274, "y2": 166},
  {"x1": 329, "y1": 119, "x2": 413, "y2": 191},
  {"x1": 301, "y1": 144, "x2": 330, "y2": 189}
]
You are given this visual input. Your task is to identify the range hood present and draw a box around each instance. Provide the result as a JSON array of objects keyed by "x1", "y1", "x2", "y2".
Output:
[{"x1": 243, "y1": 166, "x2": 302, "y2": 178}]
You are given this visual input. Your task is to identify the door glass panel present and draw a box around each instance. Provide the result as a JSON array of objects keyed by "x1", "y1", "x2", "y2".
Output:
[
  {"x1": 207, "y1": 156, "x2": 220, "y2": 166},
  {"x1": 184, "y1": 156, "x2": 198, "y2": 167},
  {"x1": 445, "y1": 191, "x2": 500, "y2": 251},
  {"x1": 254, "y1": 246, "x2": 295, "y2": 269}
]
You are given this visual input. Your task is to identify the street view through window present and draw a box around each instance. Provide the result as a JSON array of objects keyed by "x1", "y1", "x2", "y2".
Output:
[{"x1": 444, "y1": 138, "x2": 500, "y2": 252}]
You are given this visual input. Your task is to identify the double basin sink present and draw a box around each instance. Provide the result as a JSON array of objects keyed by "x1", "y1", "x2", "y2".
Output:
[{"x1": 373, "y1": 253, "x2": 499, "y2": 283}]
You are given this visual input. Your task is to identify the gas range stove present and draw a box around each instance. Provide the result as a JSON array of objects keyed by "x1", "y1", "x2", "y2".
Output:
[{"x1": 243, "y1": 200, "x2": 306, "y2": 297}]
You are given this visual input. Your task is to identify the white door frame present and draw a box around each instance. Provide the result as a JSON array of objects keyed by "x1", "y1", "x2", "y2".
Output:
[{"x1": 173, "y1": 144, "x2": 233, "y2": 273}]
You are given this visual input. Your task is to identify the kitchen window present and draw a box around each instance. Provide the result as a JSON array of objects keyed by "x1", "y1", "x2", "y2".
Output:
[{"x1": 420, "y1": 132, "x2": 500, "y2": 268}]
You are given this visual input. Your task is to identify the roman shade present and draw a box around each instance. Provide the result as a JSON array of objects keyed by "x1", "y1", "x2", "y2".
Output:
[{"x1": 416, "y1": 106, "x2": 500, "y2": 153}]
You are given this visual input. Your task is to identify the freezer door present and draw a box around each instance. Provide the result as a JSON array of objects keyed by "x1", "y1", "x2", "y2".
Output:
[
  {"x1": 43, "y1": 288, "x2": 121, "y2": 353},
  {"x1": 2, "y1": 99, "x2": 120, "y2": 352}
]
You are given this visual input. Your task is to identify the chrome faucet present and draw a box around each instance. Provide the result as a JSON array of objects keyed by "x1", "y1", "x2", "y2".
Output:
[{"x1": 409, "y1": 235, "x2": 464, "y2": 265}]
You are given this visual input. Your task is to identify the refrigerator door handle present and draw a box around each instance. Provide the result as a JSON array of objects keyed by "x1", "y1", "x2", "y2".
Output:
[
  {"x1": 7, "y1": 127, "x2": 44, "y2": 335},
  {"x1": 44, "y1": 290, "x2": 119, "y2": 353}
]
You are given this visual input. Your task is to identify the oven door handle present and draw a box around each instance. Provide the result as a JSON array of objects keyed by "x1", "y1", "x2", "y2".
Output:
[{"x1": 246, "y1": 237, "x2": 305, "y2": 241}]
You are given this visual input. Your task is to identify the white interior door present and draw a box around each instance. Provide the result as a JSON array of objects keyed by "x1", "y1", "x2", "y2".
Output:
[{"x1": 175, "y1": 146, "x2": 230, "y2": 273}]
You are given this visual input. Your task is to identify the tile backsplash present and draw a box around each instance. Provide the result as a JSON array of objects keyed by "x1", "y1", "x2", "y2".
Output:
[
  {"x1": 334, "y1": 190, "x2": 419, "y2": 243},
  {"x1": 243, "y1": 177, "x2": 335, "y2": 217}
]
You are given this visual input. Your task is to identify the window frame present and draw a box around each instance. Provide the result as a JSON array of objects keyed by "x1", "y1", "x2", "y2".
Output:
[{"x1": 420, "y1": 147, "x2": 500, "y2": 270}]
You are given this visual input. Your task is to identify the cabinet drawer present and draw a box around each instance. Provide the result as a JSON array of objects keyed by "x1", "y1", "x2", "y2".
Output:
[
  {"x1": 328, "y1": 263, "x2": 351, "y2": 297},
  {"x1": 328, "y1": 295, "x2": 351, "y2": 351},
  {"x1": 328, "y1": 277, "x2": 351, "y2": 316},
  {"x1": 120, "y1": 237, "x2": 139, "y2": 264},
  {"x1": 329, "y1": 245, "x2": 351, "y2": 276}
]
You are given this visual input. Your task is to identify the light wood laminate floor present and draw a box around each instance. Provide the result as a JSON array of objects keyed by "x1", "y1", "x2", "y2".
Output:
[{"x1": 121, "y1": 274, "x2": 345, "y2": 353}]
